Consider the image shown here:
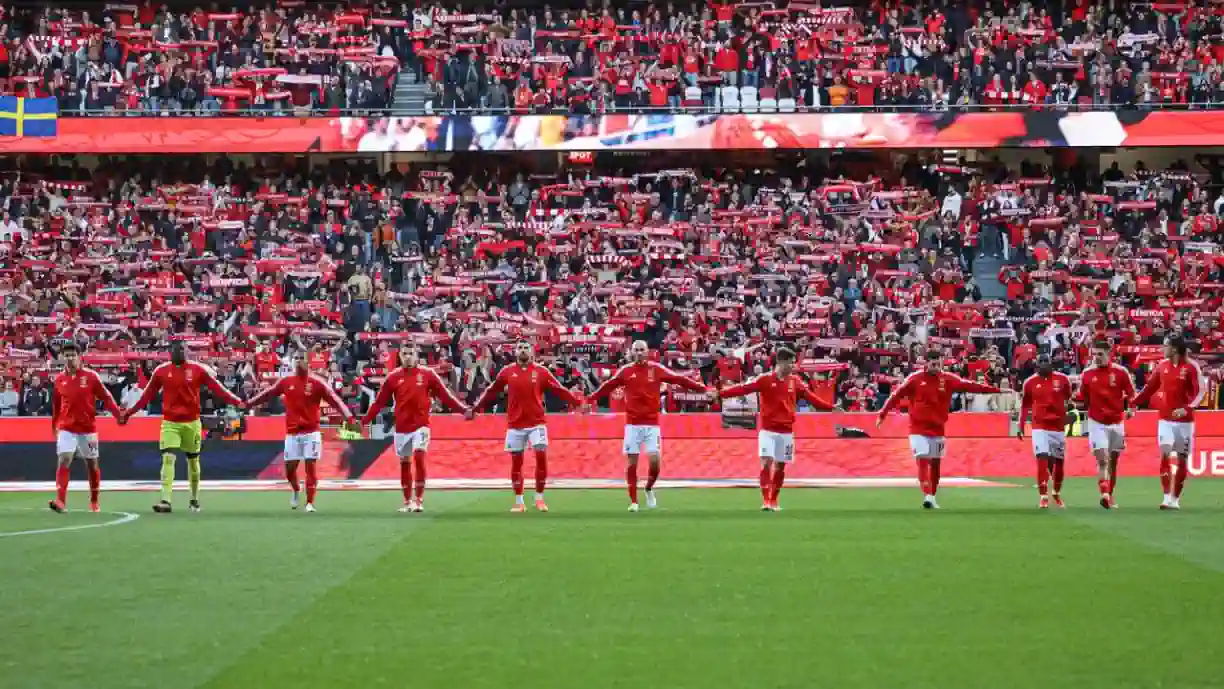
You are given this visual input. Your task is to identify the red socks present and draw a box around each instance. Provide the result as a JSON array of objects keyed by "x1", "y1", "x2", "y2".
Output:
[
  {"x1": 1052, "y1": 462, "x2": 1065, "y2": 494},
  {"x1": 1098, "y1": 478, "x2": 1111, "y2": 497},
  {"x1": 1037, "y1": 461, "x2": 1050, "y2": 496},
  {"x1": 286, "y1": 462, "x2": 301, "y2": 493},
  {"x1": 304, "y1": 461, "x2": 318, "y2": 504},
  {"x1": 930, "y1": 461, "x2": 941, "y2": 495},
  {"x1": 413, "y1": 450, "x2": 427, "y2": 501},
  {"x1": 510, "y1": 452, "x2": 525, "y2": 496},
  {"x1": 627, "y1": 464, "x2": 639, "y2": 503},
  {"x1": 771, "y1": 465, "x2": 786, "y2": 503},
  {"x1": 917, "y1": 458, "x2": 932, "y2": 495},
  {"x1": 1173, "y1": 458, "x2": 1188, "y2": 498},
  {"x1": 759, "y1": 466, "x2": 771, "y2": 502},
  {"x1": 400, "y1": 460, "x2": 413, "y2": 502},
  {"x1": 534, "y1": 450, "x2": 548, "y2": 495},
  {"x1": 1159, "y1": 456, "x2": 1172, "y2": 494},
  {"x1": 646, "y1": 463, "x2": 660, "y2": 491},
  {"x1": 55, "y1": 465, "x2": 70, "y2": 503},
  {"x1": 88, "y1": 464, "x2": 101, "y2": 503}
]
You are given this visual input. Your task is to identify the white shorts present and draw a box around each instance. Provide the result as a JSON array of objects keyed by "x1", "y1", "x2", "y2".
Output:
[
  {"x1": 758, "y1": 430, "x2": 795, "y2": 463},
  {"x1": 56, "y1": 431, "x2": 99, "y2": 460},
  {"x1": 284, "y1": 432, "x2": 322, "y2": 461},
  {"x1": 1157, "y1": 420, "x2": 1194, "y2": 455},
  {"x1": 505, "y1": 425, "x2": 548, "y2": 452},
  {"x1": 623, "y1": 425, "x2": 661, "y2": 456},
  {"x1": 909, "y1": 435, "x2": 945, "y2": 459},
  {"x1": 394, "y1": 427, "x2": 431, "y2": 457},
  {"x1": 1086, "y1": 420, "x2": 1125, "y2": 452},
  {"x1": 1031, "y1": 429, "x2": 1066, "y2": 460}
]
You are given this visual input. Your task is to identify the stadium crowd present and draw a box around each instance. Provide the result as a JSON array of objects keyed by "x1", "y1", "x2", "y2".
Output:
[
  {"x1": 2, "y1": 149, "x2": 1223, "y2": 424},
  {"x1": 5, "y1": 0, "x2": 1224, "y2": 114},
  {"x1": 0, "y1": 1, "x2": 404, "y2": 114}
]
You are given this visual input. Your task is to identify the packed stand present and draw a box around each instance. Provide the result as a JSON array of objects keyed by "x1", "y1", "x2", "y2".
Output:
[
  {"x1": 1, "y1": 151, "x2": 1223, "y2": 424},
  {"x1": 0, "y1": 2, "x2": 408, "y2": 114},
  {"x1": 402, "y1": 0, "x2": 1224, "y2": 114}
]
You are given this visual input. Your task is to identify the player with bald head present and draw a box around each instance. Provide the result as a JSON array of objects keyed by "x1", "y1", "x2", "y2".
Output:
[
  {"x1": 471, "y1": 341, "x2": 585, "y2": 513},
  {"x1": 588, "y1": 339, "x2": 709, "y2": 511}
]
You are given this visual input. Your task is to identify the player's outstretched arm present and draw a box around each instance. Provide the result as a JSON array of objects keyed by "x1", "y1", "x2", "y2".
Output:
[
  {"x1": 245, "y1": 377, "x2": 286, "y2": 411},
  {"x1": 719, "y1": 377, "x2": 761, "y2": 401},
  {"x1": 950, "y1": 374, "x2": 1000, "y2": 395},
  {"x1": 92, "y1": 373, "x2": 125, "y2": 423},
  {"x1": 540, "y1": 367, "x2": 585, "y2": 409},
  {"x1": 427, "y1": 369, "x2": 470, "y2": 415},
  {"x1": 50, "y1": 385, "x2": 60, "y2": 433},
  {"x1": 469, "y1": 369, "x2": 507, "y2": 414},
  {"x1": 317, "y1": 376, "x2": 357, "y2": 425},
  {"x1": 798, "y1": 379, "x2": 837, "y2": 412},
  {"x1": 360, "y1": 372, "x2": 396, "y2": 426},
  {"x1": 1016, "y1": 380, "x2": 1032, "y2": 437},
  {"x1": 199, "y1": 364, "x2": 245, "y2": 409},
  {"x1": 587, "y1": 369, "x2": 626, "y2": 404},
  {"x1": 876, "y1": 377, "x2": 915, "y2": 428},
  {"x1": 1131, "y1": 369, "x2": 1161, "y2": 409},
  {"x1": 125, "y1": 370, "x2": 163, "y2": 417}
]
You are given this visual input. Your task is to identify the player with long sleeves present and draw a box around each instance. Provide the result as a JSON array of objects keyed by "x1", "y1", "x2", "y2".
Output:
[
  {"x1": 877, "y1": 349, "x2": 1000, "y2": 509},
  {"x1": 1076, "y1": 340, "x2": 1136, "y2": 509},
  {"x1": 469, "y1": 341, "x2": 585, "y2": 513},
  {"x1": 122, "y1": 341, "x2": 245, "y2": 513},
  {"x1": 361, "y1": 345, "x2": 470, "y2": 513},
  {"x1": 246, "y1": 351, "x2": 358, "y2": 513},
  {"x1": 1016, "y1": 355, "x2": 1074, "y2": 508},
  {"x1": 48, "y1": 343, "x2": 125, "y2": 514},
  {"x1": 588, "y1": 339, "x2": 709, "y2": 511},
  {"x1": 717, "y1": 348, "x2": 834, "y2": 511},
  {"x1": 1132, "y1": 337, "x2": 1207, "y2": 510}
]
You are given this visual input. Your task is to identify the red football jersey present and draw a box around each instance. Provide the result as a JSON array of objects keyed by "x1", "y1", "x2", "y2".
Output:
[
  {"x1": 879, "y1": 370, "x2": 999, "y2": 437},
  {"x1": 128, "y1": 361, "x2": 243, "y2": 422},
  {"x1": 472, "y1": 362, "x2": 583, "y2": 429},
  {"x1": 590, "y1": 361, "x2": 707, "y2": 425},
  {"x1": 362, "y1": 366, "x2": 468, "y2": 433},
  {"x1": 1020, "y1": 372, "x2": 1073, "y2": 432},
  {"x1": 1076, "y1": 363, "x2": 1136, "y2": 425},
  {"x1": 247, "y1": 371, "x2": 354, "y2": 434},
  {"x1": 720, "y1": 372, "x2": 833, "y2": 433},
  {"x1": 1133, "y1": 358, "x2": 1207, "y2": 422},
  {"x1": 51, "y1": 368, "x2": 122, "y2": 434}
]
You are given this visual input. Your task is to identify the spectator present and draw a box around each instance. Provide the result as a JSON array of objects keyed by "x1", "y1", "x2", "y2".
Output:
[{"x1": 0, "y1": 381, "x2": 18, "y2": 416}]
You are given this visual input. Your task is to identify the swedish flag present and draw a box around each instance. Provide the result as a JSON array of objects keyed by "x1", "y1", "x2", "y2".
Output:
[{"x1": 0, "y1": 96, "x2": 58, "y2": 137}]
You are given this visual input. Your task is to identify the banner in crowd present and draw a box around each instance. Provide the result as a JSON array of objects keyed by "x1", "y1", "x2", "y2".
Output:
[
  {"x1": 2, "y1": 413, "x2": 1224, "y2": 480},
  {"x1": 5, "y1": 110, "x2": 1224, "y2": 153}
]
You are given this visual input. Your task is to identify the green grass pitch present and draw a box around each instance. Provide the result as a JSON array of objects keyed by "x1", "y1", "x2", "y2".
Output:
[{"x1": 2, "y1": 479, "x2": 1222, "y2": 689}]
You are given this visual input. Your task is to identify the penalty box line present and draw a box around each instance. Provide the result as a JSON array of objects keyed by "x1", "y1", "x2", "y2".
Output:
[{"x1": 0, "y1": 507, "x2": 141, "y2": 538}]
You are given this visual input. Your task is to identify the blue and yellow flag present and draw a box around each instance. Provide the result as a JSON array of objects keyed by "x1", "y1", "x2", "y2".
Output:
[{"x1": 0, "y1": 96, "x2": 58, "y2": 137}]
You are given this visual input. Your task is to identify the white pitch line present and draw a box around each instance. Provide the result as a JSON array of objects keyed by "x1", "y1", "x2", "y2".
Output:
[{"x1": 0, "y1": 507, "x2": 140, "y2": 538}]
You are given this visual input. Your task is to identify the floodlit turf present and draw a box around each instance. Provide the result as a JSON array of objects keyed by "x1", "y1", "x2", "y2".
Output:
[{"x1": 2, "y1": 480, "x2": 1223, "y2": 689}]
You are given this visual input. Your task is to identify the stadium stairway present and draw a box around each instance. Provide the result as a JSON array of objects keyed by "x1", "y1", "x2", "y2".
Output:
[
  {"x1": 393, "y1": 71, "x2": 426, "y2": 113},
  {"x1": 973, "y1": 254, "x2": 1007, "y2": 300}
]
